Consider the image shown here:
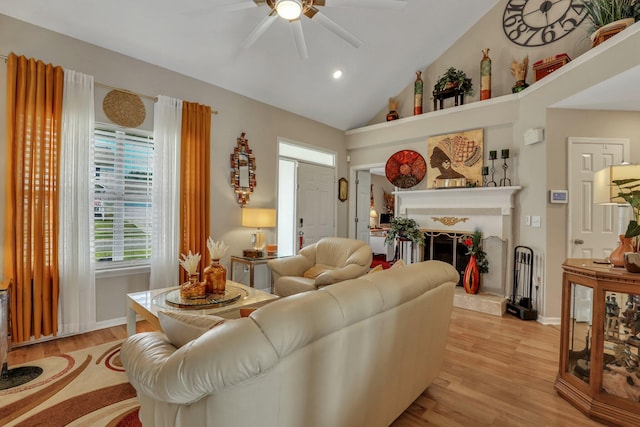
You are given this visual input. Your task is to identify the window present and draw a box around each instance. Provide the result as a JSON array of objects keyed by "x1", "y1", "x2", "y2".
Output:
[{"x1": 93, "y1": 126, "x2": 153, "y2": 267}]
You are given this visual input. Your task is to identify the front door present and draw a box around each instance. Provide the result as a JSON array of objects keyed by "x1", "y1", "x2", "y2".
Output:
[
  {"x1": 568, "y1": 137, "x2": 629, "y2": 259},
  {"x1": 297, "y1": 162, "x2": 335, "y2": 251}
]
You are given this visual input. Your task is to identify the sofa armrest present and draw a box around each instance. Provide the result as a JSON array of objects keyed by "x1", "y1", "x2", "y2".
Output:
[
  {"x1": 121, "y1": 320, "x2": 278, "y2": 405},
  {"x1": 268, "y1": 254, "x2": 314, "y2": 279}
]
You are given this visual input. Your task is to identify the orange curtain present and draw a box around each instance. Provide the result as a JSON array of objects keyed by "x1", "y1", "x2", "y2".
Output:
[
  {"x1": 179, "y1": 101, "x2": 211, "y2": 283},
  {"x1": 4, "y1": 53, "x2": 63, "y2": 343}
]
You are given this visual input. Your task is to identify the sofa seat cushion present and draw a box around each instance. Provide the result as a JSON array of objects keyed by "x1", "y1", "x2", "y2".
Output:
[{"x1": 274, "y1": 276, "x2": 316, "y2": 297}]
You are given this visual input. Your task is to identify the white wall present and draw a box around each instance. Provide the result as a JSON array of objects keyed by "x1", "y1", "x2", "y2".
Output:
[{"x1": 0, "y1": 14, "x2": 347, "y2": 327}]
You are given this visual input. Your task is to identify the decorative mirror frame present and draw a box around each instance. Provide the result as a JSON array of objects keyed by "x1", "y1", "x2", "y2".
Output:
[
  {"x1": 338, "y1": 177, "x2": 348, "y2": 202},
  {"x1": 230, "y1": 132, "x2": 256, "y2": 206}
]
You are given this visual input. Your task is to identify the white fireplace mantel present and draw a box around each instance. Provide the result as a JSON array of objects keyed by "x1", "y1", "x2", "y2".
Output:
[{"x1": 393, "y1": 186, "x2": 522, "y2": 215}]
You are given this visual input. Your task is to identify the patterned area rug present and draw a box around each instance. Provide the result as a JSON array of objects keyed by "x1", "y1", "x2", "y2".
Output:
[{"x1": 0, "y1": 341, "x2": 142, "y2": 427}]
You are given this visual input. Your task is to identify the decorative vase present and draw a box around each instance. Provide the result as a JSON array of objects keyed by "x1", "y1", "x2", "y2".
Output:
[
  {"x1": 463, "y1": 254, "x2": 480, "y2": 294},
  {"x1": 204, "y1": 259, "x2": 227, "y2": 294},
  {"x1": 609, "y1": 235, "x2": 634, "y2": 267},
  {"x1": 414, "y1": 71, "x2": 423, "y2": 115},
  {"x1": 180, "y1": 273, "x2": 205, "y2": 299},
  {"x1": 512, "y1": 80, "x2": 529, "y2": 93},
  {"x1": 480, "y1": 48, "x2": 491, "y2": 100}
]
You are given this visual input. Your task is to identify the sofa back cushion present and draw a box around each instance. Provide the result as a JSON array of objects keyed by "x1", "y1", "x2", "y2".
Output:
[{"x1": 314, "y1": 237, "x2": 369, "y2": 268}]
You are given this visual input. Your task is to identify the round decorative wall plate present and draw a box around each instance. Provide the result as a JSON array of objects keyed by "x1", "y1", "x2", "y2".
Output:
[
  {"x1": 385, "y1": 150, "x2": 426, "y2": 188},
  {"x1": 103, "y1": 89, "x2": 146, "y2": 128}
]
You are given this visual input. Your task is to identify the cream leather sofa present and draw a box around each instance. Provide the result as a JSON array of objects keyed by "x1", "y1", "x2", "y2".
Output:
[
  {"x1": 121, "y1": 260, "x2": 458, "y2": 427},
  {"x1": 268, "y1": 236, "x2": 373, "y2": 297}
]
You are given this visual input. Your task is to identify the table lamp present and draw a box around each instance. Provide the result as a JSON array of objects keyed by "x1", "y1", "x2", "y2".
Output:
[
  {"x1": 370, "y1": 208, "x2": 378, "y2": 228},
  {"x1": 241, "y1": 208, "x2": 276, "y2": 258},
  {"x1": 593, "y1": 164, "x2": 640, "y2": 266}
]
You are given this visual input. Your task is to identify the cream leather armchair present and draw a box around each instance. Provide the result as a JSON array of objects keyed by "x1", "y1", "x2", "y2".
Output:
[{"x1": 268, "y1": 237, "x2": 372, "y2": 297}]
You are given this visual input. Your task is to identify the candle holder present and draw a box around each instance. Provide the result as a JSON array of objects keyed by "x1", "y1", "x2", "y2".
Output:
[
  {"x1": 500, "y1": 157, "x2": 511, "y2": 186},
  {"x1": 486, "y1": 159, "x2": 497, "y2": 187}
]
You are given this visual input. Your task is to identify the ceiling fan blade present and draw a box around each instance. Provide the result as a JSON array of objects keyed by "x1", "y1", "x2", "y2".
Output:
[
  {"x1": 307, "y1": 9, "x2": 362, "y2": 48},
  {"x1": 182, "y1": 0, "x2": 262, "y2": 16},
  {"x1": 241, "y1": 10, "x2": 278, "y2": 49},
  {"x1": 223, "y1": 0, "x2": 263, "y2": 12},
  {"x1": 319, "y1": 0, "x2": 407, "y2": 9},
  {"x1": 290, "y1": 19, "x2": 308, "y2": 59}
]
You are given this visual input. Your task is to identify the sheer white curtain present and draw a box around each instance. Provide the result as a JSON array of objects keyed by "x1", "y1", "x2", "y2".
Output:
[
  {"x1": 150, "y1": 95, "x2": 183, "y2": 289},
  {"x1": 59, "y1": 69, "x2": 96, "y2": 334}
]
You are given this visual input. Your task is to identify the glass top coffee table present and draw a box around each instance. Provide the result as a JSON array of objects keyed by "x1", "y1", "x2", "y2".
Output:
[{"x1": 126, "y1": 280, "x2": 278, "y2": 336}]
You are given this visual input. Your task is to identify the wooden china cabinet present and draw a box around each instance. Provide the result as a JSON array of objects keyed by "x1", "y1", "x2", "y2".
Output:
[{"x1": 556, "y1": 259, "x2": 640, "y2": 426}]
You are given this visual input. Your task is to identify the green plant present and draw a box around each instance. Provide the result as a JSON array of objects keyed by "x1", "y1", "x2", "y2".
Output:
[
  {"x1": 384, "y1": 217, "x2": 425, "y2": 246},
  {"x1": 433, "y1": 67, "x2": 473, "y2": 96},
  {"x1": 461, "y1": 229, "x2": 489, "y2": 273},
  {"x1": 612, "y1": 178, "x2": 640, "y2": 241},
  {"x1": 581, "y1": 0, "x2": 640, "y2": 32}
]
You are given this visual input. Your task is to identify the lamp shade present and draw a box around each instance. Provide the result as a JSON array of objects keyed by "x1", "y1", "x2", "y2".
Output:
[
  {"x1": 370, "y1": 209, "x2": 378, "y2": 218},
  {"x1": 242, "y1": 208, "x2": 277, "y2": 228},
  {"x1": 594, "y1": 164, "x2": 640, "y2": 205}
]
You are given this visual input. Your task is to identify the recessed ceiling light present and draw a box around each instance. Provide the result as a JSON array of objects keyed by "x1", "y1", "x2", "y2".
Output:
[{"x1": 332, "y1": 70, "x2": 343, "y2": 79}]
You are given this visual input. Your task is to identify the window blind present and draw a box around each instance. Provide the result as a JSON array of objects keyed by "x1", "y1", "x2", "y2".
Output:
[{"x1": 93, "y1": 128, "x2": 153, "y2": 267}]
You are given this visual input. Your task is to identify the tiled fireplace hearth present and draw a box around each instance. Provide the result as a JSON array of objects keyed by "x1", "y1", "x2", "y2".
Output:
[{"x1": 394, "y1": 186, "x2": 521, "y2": 316}]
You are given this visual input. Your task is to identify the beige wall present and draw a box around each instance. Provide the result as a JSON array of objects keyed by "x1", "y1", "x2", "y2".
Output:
[
  {"x1": 346, "y1": 0, "x2": 640, "y2": 322},
  {"x1": 367, "y1": 0, "x2": 592, "y2": 125},
  {"x1": 545, "y1": 109, "x2": 640, "y2": 317},
  {"x1": 0, "y1": 14, "x2": 346, "y2": 326}
]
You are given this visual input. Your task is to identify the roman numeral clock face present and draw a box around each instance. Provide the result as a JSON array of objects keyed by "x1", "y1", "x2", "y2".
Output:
[{"x1": 503, "y1": 0, "x2": 588, "y2": 46}]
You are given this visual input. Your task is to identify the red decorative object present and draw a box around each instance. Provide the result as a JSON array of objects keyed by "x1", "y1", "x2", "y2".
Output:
[
  {"x1": 385, "y1": 150, "x2": 426, "y2": 189},
  {"x1": 533, "y1": 53, "x2": 570, "y2": 82},
  {"x1": 463, "y1": 254, "x2": 480, "y2": 294}
]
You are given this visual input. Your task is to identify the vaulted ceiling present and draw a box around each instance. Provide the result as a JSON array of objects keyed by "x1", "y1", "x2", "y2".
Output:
[{"x1": 0, "y1": 0, "x2": 502, "y2": 130}]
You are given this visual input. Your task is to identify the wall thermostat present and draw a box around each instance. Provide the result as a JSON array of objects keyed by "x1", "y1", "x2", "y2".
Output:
[{"x1": 550, "y1": 190, "x2": 568, "y2": 204}]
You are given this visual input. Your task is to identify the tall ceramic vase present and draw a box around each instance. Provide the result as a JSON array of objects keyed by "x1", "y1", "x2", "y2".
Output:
[
  {"x1": 609, "y1": 235, "x2": 634, "y2": 267},
  {"x1": 480, "y1": 48, "x2": 491, "y2": 100},
  {"x1": 463, "y1": 254, "x2": 480, "y2": 294},
  {"x1": 414, "y1": 71, "x2": 423, "y2": 115}
]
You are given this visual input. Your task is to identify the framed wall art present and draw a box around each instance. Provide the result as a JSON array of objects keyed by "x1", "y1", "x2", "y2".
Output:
[{"x1": 426, "y1": 128, "x2": 483, "y2": 189}]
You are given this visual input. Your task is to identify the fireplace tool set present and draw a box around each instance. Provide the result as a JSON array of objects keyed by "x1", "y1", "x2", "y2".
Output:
[{"x1": 507, "y1": 245, "x2": 538, "y2": 320}]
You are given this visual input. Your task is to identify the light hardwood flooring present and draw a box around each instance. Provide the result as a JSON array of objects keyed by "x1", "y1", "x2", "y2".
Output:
[{"x1": 8, "y1": 308, "x2": 604, "y2": 426}]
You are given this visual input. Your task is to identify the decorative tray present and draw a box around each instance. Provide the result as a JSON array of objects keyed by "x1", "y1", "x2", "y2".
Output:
[{"x1": 154, "y1": 284, "x2": 246, "y2": 310}]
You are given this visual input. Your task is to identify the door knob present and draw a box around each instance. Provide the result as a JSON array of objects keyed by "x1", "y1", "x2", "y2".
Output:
[{"x1": 574, "y1": 239, "x2": 584, "y2": 245}]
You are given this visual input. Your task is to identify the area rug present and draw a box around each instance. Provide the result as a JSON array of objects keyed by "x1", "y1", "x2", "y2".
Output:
[{"x1": 0, "y1": 340, "x2": 142, "y2": 427}]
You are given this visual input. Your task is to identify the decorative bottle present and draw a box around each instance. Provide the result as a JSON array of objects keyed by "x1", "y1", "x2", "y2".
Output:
[
  {"x1": 480, "y1": 48, "x2": 491, "y2": 100},
  {"x1": 414, "y1": 71, "x2": 423, "y2": 115},
  {"x1": 204, "y1": 259, "x2": 227, "y2": 294}
]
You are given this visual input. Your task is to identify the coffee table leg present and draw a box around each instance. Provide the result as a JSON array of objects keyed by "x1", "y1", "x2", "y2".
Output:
[{"x1": 127, "y1": 306, "x2": 137, "y2": 336}]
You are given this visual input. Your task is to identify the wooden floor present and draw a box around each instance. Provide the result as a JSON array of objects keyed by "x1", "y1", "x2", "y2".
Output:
[{"x1": 8, "y1": 308, "x2": 604, "y2": 427}]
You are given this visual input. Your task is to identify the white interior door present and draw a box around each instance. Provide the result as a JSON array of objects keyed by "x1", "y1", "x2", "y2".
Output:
[
  {"x1": 568, "y1": 137, "x2": 629, "y2": 259},
  {"x1": 356, "y1": 170, "x2": 371, "y2": 243},
  {"x1": 297, "y1": 162, "x2": 335, "y2": 251}
]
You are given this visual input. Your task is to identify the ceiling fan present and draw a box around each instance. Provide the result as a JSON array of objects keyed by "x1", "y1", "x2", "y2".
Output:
[{"x1": 229, "y1": 0, "x2": 408, "y2": 59}]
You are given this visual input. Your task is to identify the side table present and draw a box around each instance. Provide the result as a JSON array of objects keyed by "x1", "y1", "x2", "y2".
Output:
[{"x1": 230, "y1": 255, "x2": 283, "y2": 292}]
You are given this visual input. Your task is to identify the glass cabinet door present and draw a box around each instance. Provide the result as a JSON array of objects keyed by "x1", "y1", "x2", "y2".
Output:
[
  {"x1": 601, "y1": 291, "x2": 640, "y2": 401},
  {"x1": 568, "y1": 283, "x2": 593, "y2": 384}
]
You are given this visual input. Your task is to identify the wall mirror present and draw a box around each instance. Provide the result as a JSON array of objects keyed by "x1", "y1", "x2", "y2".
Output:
[{"x1": 230, "y1": 132, "x2": 256, "y2": 206}]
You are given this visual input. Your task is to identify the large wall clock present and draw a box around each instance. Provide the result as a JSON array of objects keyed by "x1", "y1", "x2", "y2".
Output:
[{"x1": 503, "y1": 0, "x2": 588, "y2": 47}]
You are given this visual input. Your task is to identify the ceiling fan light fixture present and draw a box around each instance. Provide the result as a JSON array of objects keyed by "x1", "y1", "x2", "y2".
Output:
[{"x1": 276, "y1": 0, "x2": 302, "y2": 20}]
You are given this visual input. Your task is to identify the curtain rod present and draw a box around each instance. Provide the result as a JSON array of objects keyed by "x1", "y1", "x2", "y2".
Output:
[{"x1": 1, "y1": 53, "x2": 219, "y2": 115}]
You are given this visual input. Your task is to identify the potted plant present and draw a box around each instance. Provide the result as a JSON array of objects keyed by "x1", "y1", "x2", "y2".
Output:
[
  {"x1": 581, "y1": 0, "x2": 640, "y2": 46},
  {"x1": 384, "y1": 217, "x2": 424, "y2": 246},
  {"x1": 613, "y1": 177, "x2": 640, "y2": 244},
  {"x1": 433, "y1": 67, "x2": 474, "y2": 96}
]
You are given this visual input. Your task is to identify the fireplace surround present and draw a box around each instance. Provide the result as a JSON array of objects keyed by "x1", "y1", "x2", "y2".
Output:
[{"x1": 394, "y1": 186, "x2": 521, "y2": 315}]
